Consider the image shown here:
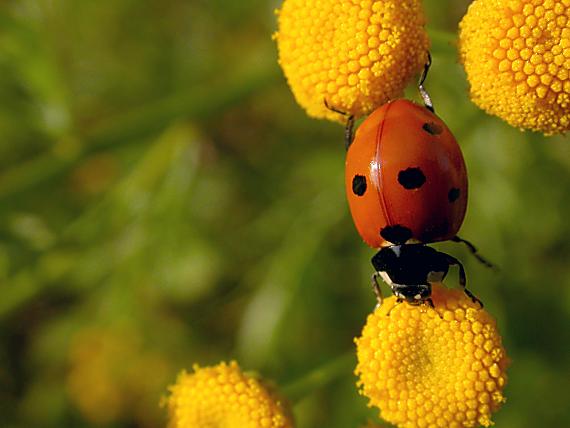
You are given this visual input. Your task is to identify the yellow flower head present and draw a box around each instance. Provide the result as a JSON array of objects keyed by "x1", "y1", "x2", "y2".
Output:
[
  {"x1": 164, "y1": 361, "x2": 294, "y2": 428},
  {"x1": 355, "y1": 284, "x2": 510, "y2": 428},
  {"x1": 275, "y1": 0, "x2": 430, "y2": 122},
  {"x1": 459, "y1": 0, "x2": 570, "y2": 135}
]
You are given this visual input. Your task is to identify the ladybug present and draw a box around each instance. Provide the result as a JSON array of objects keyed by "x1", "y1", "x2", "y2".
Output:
[{"x1": 331, "y1": 56, "x2": 492, "y2": 309}]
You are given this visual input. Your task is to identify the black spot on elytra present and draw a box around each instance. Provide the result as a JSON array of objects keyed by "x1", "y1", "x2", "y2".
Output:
[
  {"x1": 352, "y1": 175, "x2": 367, "y2": 196},
  {"x1": 380, "y1": 225, "x2": 413, "y2": 245},
  {"x1": 422, "y1": 122, "x2": 443, "y2": 135},
  {"x1": 448, "y1": 188, "x2": 460, "y2": 202},
  {"x1": 398, "y1": 167, "x2": 426, "y2": 189}
]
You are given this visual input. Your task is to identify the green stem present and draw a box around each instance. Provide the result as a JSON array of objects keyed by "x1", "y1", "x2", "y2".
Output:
[{"x1": 282, "y1": 350, "x2": 355, "y2": 404}]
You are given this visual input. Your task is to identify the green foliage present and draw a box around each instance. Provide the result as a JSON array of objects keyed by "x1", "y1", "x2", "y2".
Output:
[{"x1": 0, "y1": 1, "x2": 568, "y2": 427}]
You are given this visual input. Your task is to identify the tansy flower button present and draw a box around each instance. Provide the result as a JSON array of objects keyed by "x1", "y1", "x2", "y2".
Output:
[
  {"x1": 459, "y1": 0, "x2": 570, "y2": 135},
  {"x1": 355, "y1": 284, "x2": 510, "y2": 428},
  {"x1": 164, "y1": 361, "x2": 293, "y2": 428},
  {"x1": 275, "y1": 0, "x2": 430, "y2": 121}
]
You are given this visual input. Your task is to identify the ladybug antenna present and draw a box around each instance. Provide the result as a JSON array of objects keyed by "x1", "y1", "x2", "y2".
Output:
[
  {"x1": 418, "y1": 52, "x2": 434, "y2": 113},
  {"x1": 451, "y1": 236, "x2": 499, "y2": 271},
  {"x1": 323, "y1": 99, "x2": 355, "y2": 151}
]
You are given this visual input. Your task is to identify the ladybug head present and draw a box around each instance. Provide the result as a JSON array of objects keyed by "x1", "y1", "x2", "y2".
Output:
[
  {"x1": 391, "y1": 283, "x2": 431, "y2": 305},
  {"x1": 372, "y1": 244, "x2": 452, "y2": 304}
]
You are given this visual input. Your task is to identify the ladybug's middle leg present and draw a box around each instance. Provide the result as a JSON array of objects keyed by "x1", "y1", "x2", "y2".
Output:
[
  {"x1": 445, "y1": 254, "x2": 484, "y2": 309},
  {"x1": 452, "y1": 235, "x2": 497, "y2": 270}
]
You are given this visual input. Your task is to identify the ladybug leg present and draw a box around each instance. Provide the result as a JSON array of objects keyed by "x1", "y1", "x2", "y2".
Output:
[
  {"x1": 452, "y1": 236, "x2": 498, "y2": 270},
  {"x1": 424, "y1": 298, "x2": 443, "y2": 319},
  {"x1": 371, "y1": 272, "x2": 384, "y2": 307},
  {"x1": 344, "y1": 115, "x2": 355, "y2": 151},
  {"x1": 324, "y1": 98, "x2": 348, "y2": 116},
  {"x1": 418, "y1": 51, "x2": 434, "y2": 113},
  {"x1": 386, "y1": 298, "x2": 403, "y2": 316},
  {"x1": 445, "y1": 254, "x2": 484, "y2": 309},
  {"x1": 323, "y1": 99, "x2": 355, "y2": 150}
]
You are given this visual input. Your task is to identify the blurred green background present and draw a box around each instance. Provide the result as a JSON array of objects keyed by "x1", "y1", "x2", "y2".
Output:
[{"x1": 0, "y1": 0, "x2": 569, "y2": 427}]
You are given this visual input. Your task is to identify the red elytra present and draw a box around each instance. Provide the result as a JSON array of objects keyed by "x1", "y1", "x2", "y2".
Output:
[{"x1": 345, "y1": 99, "x2": 468, "y2": 248}]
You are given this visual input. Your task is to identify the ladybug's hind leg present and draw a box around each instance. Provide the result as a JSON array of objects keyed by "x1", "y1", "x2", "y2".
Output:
[
  {"x1": 323, "y1": 99, "x2": 355, "y2": 150},
  {"x1": 418, "y1": 52, "x2": 434, "y2": 113},
  {"x1": 344, "y1": 116, "x2": 355, "y2": 151},
  {"x1": 444, "y1": 254, "x2": 484, "y2": 309}
]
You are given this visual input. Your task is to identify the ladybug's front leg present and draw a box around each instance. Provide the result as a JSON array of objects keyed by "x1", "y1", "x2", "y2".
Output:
[
  {"x1": 371, "y1": 272, "x2": 383, "y2": 307},
  {"x1": 445, "y1": 254, "x2": 484, "y2": 309},
  {"x1": 386, "y1": 298, "x2": 404, "y2": 316}
]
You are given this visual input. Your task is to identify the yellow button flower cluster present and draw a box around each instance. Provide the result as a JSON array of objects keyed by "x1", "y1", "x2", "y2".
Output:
[
  {"x1": 275, "y1": 0, "x2": 429, "y2": 122},
  {"x1": 164, "y1": 361, "x2": 294, "y2": 428},
  {"x1": 459, "y1": 0, "x2": 570, "y2": 134},
  {"x1": 355, "y1": 284, "x2": 509, "y2": 428}
]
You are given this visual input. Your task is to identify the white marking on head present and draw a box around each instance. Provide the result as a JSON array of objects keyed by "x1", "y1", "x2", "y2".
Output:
[{"x1": 414, "y1": 294, "x2": 422, "y2": 300}]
